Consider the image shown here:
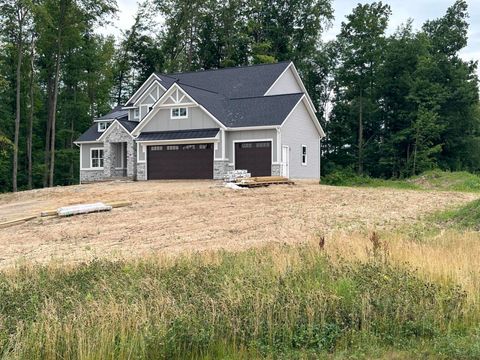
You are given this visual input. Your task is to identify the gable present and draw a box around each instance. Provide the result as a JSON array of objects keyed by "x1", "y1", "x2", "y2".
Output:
[
  {"x1": 281, "y1": 98, "x2": 324, "y2": 138},
  {"x1": 140, "y1": 106, "x2": 219, "y2": 133},
  {"x1": 126, "y1": 73, "x2": 166, "y2": 106},
  {"x1": 162, "y1": 88, "x2": 196, "y2": 106},
  {"x1": 266, "y1": 66, "x2": 303, "y2": 96}
]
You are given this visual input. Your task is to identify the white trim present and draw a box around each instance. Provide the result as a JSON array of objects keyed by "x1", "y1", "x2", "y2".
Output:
[
  {"x1": 133, "y1": 80, "x2": 164, "y2": 107},
  {"x1": 125, "y1": 73, "x2": 165, "y2": 106},
  {"x1": 132, "y1": 83, "x2": 227, "y2": 136},
  {"x1": 276, "y1": 128, "x2": 281, "y2": 167},
  {"x1": 74, "y1": 140, "x2": 101, "y2": 145},
  {"x1": 221, "y1": 129, "x2": 225, "y2": 159},
  {"x1": 137, "y1": 142, "x2": 146, "y2": 163},
  {"x1": 282, "y1": 145, "x2": 290, "y2": 178},
  {"x1": 301, "y1": 144, "x2": 307, "y2": 166},
  {"x1": 97, "y1": 119, "x2": 134, "y2": 142},
  {"x1": 170, "y1": 107, "x2": 188, "y2": 119},
  {"x1": 279, "y1": 96, "x2": 325, "y2": 138},
  {"x1": 232, "y1": 139, "x2": 273, "y2": 170},
  {"x1": 90, "y1": 147, "x2": 104, "y2": 169},
  {"x1": 98, "y1": 121, "x2": 108, "y2": 132}
]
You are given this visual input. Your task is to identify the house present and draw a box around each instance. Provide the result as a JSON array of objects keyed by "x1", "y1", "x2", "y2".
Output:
[{"x1": 74, "y1": 61, "x2": 325, "y2": 182}]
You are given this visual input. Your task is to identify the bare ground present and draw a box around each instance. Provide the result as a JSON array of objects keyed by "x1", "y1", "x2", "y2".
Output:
[{"x1": 0, "y1": 180, "x2": 477, "y2": 268}]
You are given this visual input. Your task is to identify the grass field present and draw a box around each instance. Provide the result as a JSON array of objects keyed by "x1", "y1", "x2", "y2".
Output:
[{"x1": 1, "y1": 175, "x2": 480, "y2": 358}]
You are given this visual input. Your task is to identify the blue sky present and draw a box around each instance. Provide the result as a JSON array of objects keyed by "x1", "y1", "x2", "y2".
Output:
[{"x1": 104, "y1": 0, "x2": 479, "y2": 67}]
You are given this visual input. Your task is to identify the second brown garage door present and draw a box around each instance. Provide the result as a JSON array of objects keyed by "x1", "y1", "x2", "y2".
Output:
[
  {"x1": 235, "y1": 141, "x2": 272, "y2": 176},
  {"x1": 147, "y1": 143, "x2": 213, "y2": 179}
]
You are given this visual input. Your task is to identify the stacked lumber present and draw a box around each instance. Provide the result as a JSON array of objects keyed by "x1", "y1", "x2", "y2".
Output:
[
  {"x1": 235, "y1": 176, "x2": 294, "y2": 188},
  {"x1": 0, "y1": 201, "x2": 132, "y2": 229}
]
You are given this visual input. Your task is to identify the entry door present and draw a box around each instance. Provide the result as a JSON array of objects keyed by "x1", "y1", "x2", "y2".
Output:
[{"x1": 282, "y1": 145, "x2": 290, "y2": 178}]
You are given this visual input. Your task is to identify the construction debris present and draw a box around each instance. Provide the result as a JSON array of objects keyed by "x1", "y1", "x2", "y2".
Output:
[
  {"x1": 235, "y1": 176, "x2": 294, "y2": 188},
  {"x1": 224, "y1": 169, "x2": 251, "y2": 182},
  {"x1": 224, "y1": 182, "x2": 246, "y2": 190},
  {"x1": 0, "y1": 215, "x2": 38, "y2": 229},
  {"x1": 0, "y1": 201, "x2": 132, "y2": 229},
  {"x1": 57, "y1": 202, "x2": 112, "y2": 217}
]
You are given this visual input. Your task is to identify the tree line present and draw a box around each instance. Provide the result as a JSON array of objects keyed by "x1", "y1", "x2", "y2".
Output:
[{"x1": 0, "y1": 0, "x2": 478, "y2": 192}]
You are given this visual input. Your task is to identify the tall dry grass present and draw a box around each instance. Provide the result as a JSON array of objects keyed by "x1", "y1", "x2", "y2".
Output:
[
  {"x1": 322, "y1": 229, "x2": 480, "y2": 306},
  {"x1": 0, "y1": 230, "x2": 479, "y2": 359}
]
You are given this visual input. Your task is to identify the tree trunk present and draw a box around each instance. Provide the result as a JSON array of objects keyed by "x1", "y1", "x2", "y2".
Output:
[
  {"x1": 48, "y1": 50, "x2": 61, "y2": 187},
  {"x1": 47, "y1": 0, "x2": 66, "y2": 188},
  {"x1": 27, "y1": 35, "x2": 35, "y2": 189},
  {"x1": 358, "y1": 88, "x2": 364, "y2": 175},
  {"x1": 43, "y1": 78, "x2": 53, "y2": 187},
  {"x1": 13, "y1": 20, "x2": 24, "y2": 192}
]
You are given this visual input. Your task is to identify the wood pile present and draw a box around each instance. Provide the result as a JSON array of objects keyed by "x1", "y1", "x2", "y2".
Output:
[
  {"x1": 235, "y1": 176, "x2": 294, "y2": 188},
  {"x1": 0, "y1": 201, "x2": 132, "y2": 229}
]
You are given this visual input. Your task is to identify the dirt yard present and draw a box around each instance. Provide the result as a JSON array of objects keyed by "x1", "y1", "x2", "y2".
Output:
[{"x1": 0, "y1": 180, "x2": 477, "y2": 267}]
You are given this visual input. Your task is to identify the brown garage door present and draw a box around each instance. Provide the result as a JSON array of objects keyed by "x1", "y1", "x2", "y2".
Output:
[
  {"x1": 235, "y1": 141, "x2": 272, "y2": 177},
  {"x1": 147, "y1": 143, "x2": 213, "y2": 179}
]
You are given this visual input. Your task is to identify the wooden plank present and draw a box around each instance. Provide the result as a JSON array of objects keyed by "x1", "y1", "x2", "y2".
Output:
[{"x1": 0, "y1": 215, "x2": 38, "y2": 229}]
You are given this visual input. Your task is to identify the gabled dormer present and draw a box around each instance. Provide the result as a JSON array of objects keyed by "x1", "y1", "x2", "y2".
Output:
[{"x1": 124, "y1": 73, "x2": 168, "y2": 121}]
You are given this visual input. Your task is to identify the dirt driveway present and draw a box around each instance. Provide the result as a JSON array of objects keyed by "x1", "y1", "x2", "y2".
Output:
[{"x1": 0, "y1": 180, "x2": 476, "y2": 267}]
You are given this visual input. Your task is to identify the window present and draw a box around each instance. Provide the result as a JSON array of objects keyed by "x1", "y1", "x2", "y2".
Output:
[
  {"x1": 166, "y1": 145, "x2": 180, "y2": 151},
  {"x1": 133, "y1": 108, "x2": 140, "y2": 119},
  {"x1": 150, "y1": 146, "x2": 163, "y2": 151},
  {"x1": 256, "y1": 142, "x2": 271, "y2": 148},
  {"x1": 171, "y1": 107, "x2": 188, "y2": 119},
  {"x1": 240, "y1": 143, "x2": 253, "y2": 149},
  {"x1": 91, "y1": 148, "x2": 104, "y2": 168},
  {"x1": 301, "y1": 145, "x2": 307, "y2": 165},
  {"x1": 98, "y1": 122, "x2": 109, "y2": 132},
  {"x1": 182, "y1": 144, "x2": 196, "y2": 150}
]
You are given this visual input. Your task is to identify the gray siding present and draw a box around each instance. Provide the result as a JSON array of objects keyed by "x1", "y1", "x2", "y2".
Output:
[
  {"x1": 280, "y1": 100, "x2": 321, "y2": 179},
  {"x1": 141, "y1": 106, "x2": 219, "y2": 132},
  {"x1": 266, "y1": 67, "x2": 302, "y2": 95},
  {"x1": 225, "y1": 129, "x2": 279, "y2": 163},
  {"x1": 80, "y1": 143, "x2": 103, "y2": 169}
]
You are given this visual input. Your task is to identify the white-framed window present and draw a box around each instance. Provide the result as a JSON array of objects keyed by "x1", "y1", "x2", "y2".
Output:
[
  {"x1": 171, "y1": 107, "x2": 188, "y2": 119},
  {"x1": 301, "y1": 145, "x2": 307, "y2": 165},
  {"x1": 98, "y1": 122, "x2": 109, "y2": 132},
  {"x1": 91, "y1": 148, "x2": 104, "y2": 169},
  {"x1": 133, "y1": 108, "x2": 140, "y2": 119}
]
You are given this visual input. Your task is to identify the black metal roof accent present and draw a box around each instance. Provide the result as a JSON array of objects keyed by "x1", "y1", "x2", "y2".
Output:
[{"x1": 136, "y1": 128, "x2": 220, "y2": 141}]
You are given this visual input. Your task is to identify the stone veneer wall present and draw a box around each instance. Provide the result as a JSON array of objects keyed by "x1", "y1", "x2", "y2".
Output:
[
  {"x1": 80, "y1": 170, "x2": 105, "y2": 183},
  {"x1": 137, "y1": 162, "x2": 147, "y2": 181},
  {"x1": 102, "y1": 122, "x2": 136, "y2": 179},
  {"x1": 214, "y1": 160, "x2": 234, "y2": 180},
  {"x1": 272, "y1": 164, "x2": 281, "y2": 177}
]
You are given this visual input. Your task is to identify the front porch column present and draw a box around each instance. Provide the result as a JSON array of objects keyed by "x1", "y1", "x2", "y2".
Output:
[{"x1": 103, "y1": 142, "x2": 113, "y2": 178}]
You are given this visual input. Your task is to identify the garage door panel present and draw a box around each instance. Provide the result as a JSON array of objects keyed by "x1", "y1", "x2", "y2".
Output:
[
  {"x1": 235, "y1": 141, "x2": 272, "y2": 177},
  {"x1": 147, "y1": 143, "x2": 213, "y2": 179}
]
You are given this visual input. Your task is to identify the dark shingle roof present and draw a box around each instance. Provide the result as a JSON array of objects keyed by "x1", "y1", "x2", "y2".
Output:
[
  {"x1": 156, "y1": 62, "x2": 290, "y2": 99},
  {"x1": 118, "y1": 119, "x2": 138, "y2": 132},
  {"x1": 137, "y1": 128, "x2": 219, "y2": 141},
  {"x1": 75, "y1": 119, "x2": 139, "y2": 142},
  {"x1": 177, "y1": 83, "x2": 303, "y2": 127},
  {"x1": 76, "y1": 123, "x2": 102, "y2": 142},
  {"x1": 95, "y1": 105, "x2": 129, "y2": 121}
]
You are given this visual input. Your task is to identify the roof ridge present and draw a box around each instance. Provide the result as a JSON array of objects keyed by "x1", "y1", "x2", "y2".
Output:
[
  {"x1": 157, "y1": 61, "x2": 291, "y2": 78},
  {"x1": 229, "y1": 92, "x2": 304, "y2": 101},
  {"x1": 178, "y1": 82, "x2": 222, "y2": 95}
]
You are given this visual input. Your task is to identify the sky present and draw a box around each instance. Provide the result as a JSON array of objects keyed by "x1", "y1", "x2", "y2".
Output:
[{"x1": 102, "y1": 0, "x2": 480, "y2": 67}]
